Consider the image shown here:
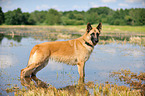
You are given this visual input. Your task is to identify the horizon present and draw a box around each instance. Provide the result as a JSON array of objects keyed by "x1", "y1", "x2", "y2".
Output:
[{"x1": 0, "y1": 0, "x2": 145, "y2": 13}]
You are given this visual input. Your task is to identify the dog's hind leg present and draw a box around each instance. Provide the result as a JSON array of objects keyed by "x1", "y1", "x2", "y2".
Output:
[
  {"x1": 21, "y1": 60, "x2": 48, "y2": 78},
  {"x1": 21, "y1": 46, "x2": 50, "y2": 78},
  {"x1": 21, "y1": 63, "x2": 38, "y2": 78},
  {"x1": 31, "y1": 60, "x2": 48, "y2": 77}
]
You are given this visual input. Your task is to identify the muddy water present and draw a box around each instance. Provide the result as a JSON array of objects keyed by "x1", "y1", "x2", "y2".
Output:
[{"x1": 0, "y1": 34, "x2": 145, "y2": 95}]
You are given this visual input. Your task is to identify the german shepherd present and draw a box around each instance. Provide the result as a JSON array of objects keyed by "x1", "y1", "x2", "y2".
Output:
[{"x1": 21, "y1": 22, "x2": 102, "y2": 79}]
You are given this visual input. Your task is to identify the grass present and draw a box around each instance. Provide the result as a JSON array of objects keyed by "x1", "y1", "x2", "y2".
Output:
[
  {"x1": 0, "y1": 24, "x2": 145, "y2": 46},
  {"x1": 14, "y1": 83, "x2": 142, "y2": 96},
  {"x1": 102, "y1": 25, "x2": 145, "y2": 33},
  {"x1": 5, "y1": 69, "x2": 144, "y2": 96},
  {"x1": 0, "y1": 24, "x2": 145, "y2": 33}
]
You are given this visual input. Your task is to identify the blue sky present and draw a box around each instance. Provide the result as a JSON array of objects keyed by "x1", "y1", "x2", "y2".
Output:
[{"x1": 0, "y1": 0, "x2": 145, "y2": 12}]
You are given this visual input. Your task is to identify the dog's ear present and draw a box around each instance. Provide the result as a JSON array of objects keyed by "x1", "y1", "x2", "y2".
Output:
[
  {"x1": 97, "y1": 22, "x2": 102, "y2": 32},
  {"x1": 87, "y1": 22, "x2": 92, "y2": 33}
]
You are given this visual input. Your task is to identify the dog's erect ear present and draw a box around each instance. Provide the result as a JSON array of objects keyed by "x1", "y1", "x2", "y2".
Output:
[
  {"x1": 97, "y1": 22, "x2": 102, "y2": 32},
  {"x1": 87, "y1": 22, "x2": 92, "y2": 33}
]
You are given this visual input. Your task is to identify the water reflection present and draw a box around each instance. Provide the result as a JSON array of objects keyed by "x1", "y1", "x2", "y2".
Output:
[
  {"x1": 0, "y1": 33, "x2": 4, "y2": 44},
  {"x1": 21, "y1": 76, "x2": 48, "y2": 88},
  {"x1": 20, "y1": 76, "x2": 89, "y2": 95},
  {"x1": 0, "y1": 33, "x2": 140, "y2": 44},
  {"x1": 0, "y1": 32, "x2": 145, "y2": 95},
  {"x1": 100, "y1": 35, "x2": 130, "y2": 41},
  {"x1": 0, "y1": 55, "x2": 18, "y2": 68},
  {"x1": 0, "y1": 33, "x2": 23, "y2": 43}
]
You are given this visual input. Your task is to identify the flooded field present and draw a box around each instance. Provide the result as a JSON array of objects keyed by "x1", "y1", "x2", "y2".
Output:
[{"x1": 0, "y1": 27, "x2": 145, "y2": 95}]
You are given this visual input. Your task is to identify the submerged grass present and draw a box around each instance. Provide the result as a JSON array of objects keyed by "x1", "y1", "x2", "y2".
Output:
[
  {"x1": 0, "y1": 25, "x2": 145, "y2": 46},
  {"x1": 14, "y1": 83, "x2": 142, "y2": 96},
  {"x1": 4, "y1": 70, "x2": 144, "y2": 96}
]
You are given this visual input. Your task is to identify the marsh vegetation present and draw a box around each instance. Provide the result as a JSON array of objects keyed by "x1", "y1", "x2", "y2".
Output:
[{"x1": 0, "y1": 25, "x2": 145, "y2": 95}]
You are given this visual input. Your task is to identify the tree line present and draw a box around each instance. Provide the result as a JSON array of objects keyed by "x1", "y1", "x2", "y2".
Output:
[{"x1": 0, "y1": 7, "x2": 145, "y2": 25}]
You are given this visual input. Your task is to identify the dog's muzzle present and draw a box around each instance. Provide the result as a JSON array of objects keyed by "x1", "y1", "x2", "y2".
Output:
[{"x1": 93, "y1": 38, "x2": 99, "y2": 45}]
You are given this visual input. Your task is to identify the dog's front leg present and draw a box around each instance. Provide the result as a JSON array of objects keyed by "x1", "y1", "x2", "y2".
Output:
[{"x1": 77, "y1": 62, "x2": 85, "y2": 78}]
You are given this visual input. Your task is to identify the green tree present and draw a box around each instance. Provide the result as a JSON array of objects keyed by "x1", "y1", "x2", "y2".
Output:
[
  {"x1": 85, "y1": 12, "x2": 99, "y2": 24},
  {"x1": 108, "y1": 9, "x2": 126, "y2": 25},
  {"x1": 0, "y1": 7, "x2": 4, "y2": 25},
  {"x1": 129, "y1": 8, "x2": 145, "y2": 25},
  {"x1": 22, "y1": 12, "x2": 30, "y2": 25},
  {"x1": 138, "y1": 8, "x2": 145, "y2": 25},
  {"x1": 29, "y1": 10, "x2": 47, "y2": 24},
  {"x1": 5, "y1": 8, "x2": 24, "y2": 25},
  {"x1": 3, "y1": 7, "x2": 145, "y2": 26},
  {"x1": 86, "y1": 7, "x2": 114, "y2": 24},
  {"x1": 45, "y1": 9, "x2": 61, "y2": 25},
  {"x1": 124, "y1": 15, "x2": 132, "y2": 25},
  {"x1": 61, "y1": 10, "x2": 85, "y2": 25}
]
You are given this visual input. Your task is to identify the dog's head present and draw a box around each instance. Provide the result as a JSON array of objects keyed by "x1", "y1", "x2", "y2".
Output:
[{"x1": 85, "y1": 22, "x2": 102, "y2": 46}]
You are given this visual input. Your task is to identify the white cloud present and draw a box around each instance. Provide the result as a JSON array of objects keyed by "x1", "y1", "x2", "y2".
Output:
[
  {"x1": 73, "y1": 5, "x2": 80, "y2": 9},
  {"x1": 101, "y1": 0, "x2": 116, "y2": 3},
  {"x1": 52, "y1": 5, "x2": 59, "y2": 9},
  {"x1": 125, "y1": 0, "x2": 142, "y2": 3},
  {"x1": 142, "y1": 1, "x2": 145, "y2": 6},
  {"x1": 118, "y1": 3, "x2": 129, "y2": 7},
  {"x1": 89, "y1": 2, "x2": 99, "y2": 8},
  {"x1": 72, "y1": 5, "x2": 88, "y2": 11},
  {"x1": 36, "y1": 4, "x2": 59, "y2": 11},
  {"x1": 36, "y1": 4, "x2": 50, "y2": 10},
  {"x1": 89, "y1": 2, "x2": 108, "y2": 8},
  {"x1": 0, "y1": 0, "x2": 16, "y2": 12}
]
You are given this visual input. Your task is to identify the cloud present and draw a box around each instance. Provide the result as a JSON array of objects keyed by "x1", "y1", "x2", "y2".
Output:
[
  {"x1": 73, "y1": 5, "x2": 80, "y2": 9},
  {"x1": 125, "y1": 0, "x2": 142, "y2": 3},
  {"x1": 89, "y1": 2, "x2": 108, "y2": 8},
  {"x1": 0, "y1": 0, "x2": 16, "y2": 12},
  {"x1": 118, "y1": 3, "x2": 129, "y2": 7},
  {"x1": 89, "y1": 2, "x2": 99, "y2": 8},
  {"x1": 72, "y1": 5, "x2": 88, "y2": 10},
  {"x1": 142, "y1": 1, "x2": 145, "y2": 6},
  {"x1": 101, "y1": 0, "x2": 116, "y2": 3},
  {"x1": 36, "y1": 4, "x2": 59, "y2": 11},
  {"x1": 36, "y1": 4, "x2": 50, "y2": 10}
]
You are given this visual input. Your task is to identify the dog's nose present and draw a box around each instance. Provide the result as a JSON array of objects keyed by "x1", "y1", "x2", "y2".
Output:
[{"x1": 95, "y1": 39, "x2": 99, "y2": 43}]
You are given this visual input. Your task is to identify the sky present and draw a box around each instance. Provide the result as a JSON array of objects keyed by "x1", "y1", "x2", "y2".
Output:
[{"x1": 0, "y1": 0, "x2": 145, "y2": 12}]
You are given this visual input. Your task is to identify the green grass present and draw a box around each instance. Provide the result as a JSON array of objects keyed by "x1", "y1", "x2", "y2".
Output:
[
  {"x1": 0, "y1": 24, "x2": 145, "y2": 33},
  {"x1": 0, "y1": 24, "x2": 145, "y2": 46},
  {"x1": 54, "y1": 24, "x2": 145, "y2": 33},
  {"x1": 103, "y1": 25, "x2": 145, "y2": 33}
]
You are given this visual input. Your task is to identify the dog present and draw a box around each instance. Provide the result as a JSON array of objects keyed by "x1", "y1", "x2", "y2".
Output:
[{"x1": 21, "y1": 22, "x2": 102, "y2": 79}]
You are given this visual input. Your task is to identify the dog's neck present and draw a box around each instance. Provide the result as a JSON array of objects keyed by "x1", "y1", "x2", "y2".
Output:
[
  {"x1": 81, "y1": 33, "x2": 94, "y2": 48},
  {"x1": 83, "y1": 39, "x2": 94, "y2": 48}
]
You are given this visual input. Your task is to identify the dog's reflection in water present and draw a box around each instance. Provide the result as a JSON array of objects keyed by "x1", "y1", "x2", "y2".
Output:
[
  {"x1": 20, "y1": 76, "x2": 90, "y2": 95},
  {"x1": 21, "y1": 76, "x2": 48, "y2": 88}
]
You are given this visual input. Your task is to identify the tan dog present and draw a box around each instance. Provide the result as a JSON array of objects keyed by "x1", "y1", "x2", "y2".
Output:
[{"x1": 21, "y1": 22, "x2": 102, "y2": 79}]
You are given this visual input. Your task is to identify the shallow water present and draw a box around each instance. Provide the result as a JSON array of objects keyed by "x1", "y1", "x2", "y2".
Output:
[{"x1": 0, "y1": 34, "x2": 145, "y2": 95}]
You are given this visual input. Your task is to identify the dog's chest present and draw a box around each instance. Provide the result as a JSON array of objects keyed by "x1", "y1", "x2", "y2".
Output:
[{"x1": 75, "y1": 48, "x2": 93, "y2": 63}]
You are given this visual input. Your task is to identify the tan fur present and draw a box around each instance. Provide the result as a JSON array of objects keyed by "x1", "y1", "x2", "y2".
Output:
[{"x1": 21, "y1": 23, "x2": 102, "y2": 79}]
